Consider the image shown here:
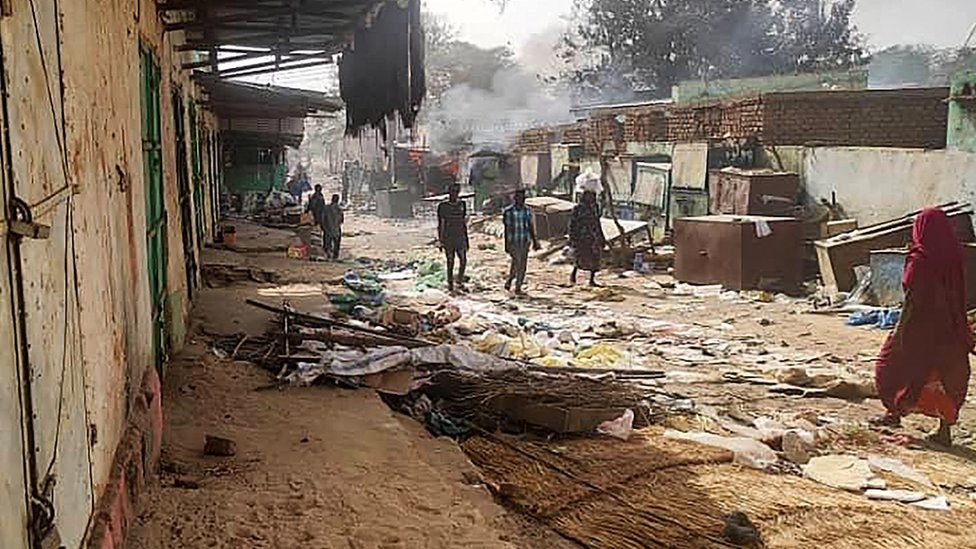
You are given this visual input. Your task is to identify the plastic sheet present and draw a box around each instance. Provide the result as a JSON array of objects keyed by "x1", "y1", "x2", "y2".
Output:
[{"x1": 664, "y1": 430, "x2": 777, "y2": 469}]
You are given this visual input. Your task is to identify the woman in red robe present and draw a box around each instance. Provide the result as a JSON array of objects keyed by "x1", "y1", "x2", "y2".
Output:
[{"x1": 874, "y1": 209, "x2": 973, "y2": 445}]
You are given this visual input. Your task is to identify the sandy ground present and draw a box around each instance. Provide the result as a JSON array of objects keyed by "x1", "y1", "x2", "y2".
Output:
[
  {"x1": 126, "y1": 213, "x2": 976, "y2": 548},
  {"x1": 124, "y1": 216, "x2": 573, "y2": 549}
]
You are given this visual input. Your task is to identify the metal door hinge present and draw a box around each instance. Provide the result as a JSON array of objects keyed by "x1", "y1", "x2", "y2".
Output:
[
  {"x1": 10, "y1": 220, "x2": 51, "y2": 239},
  {"x1": 9, "y1": 197, "x2": 51, "y2": 240}
]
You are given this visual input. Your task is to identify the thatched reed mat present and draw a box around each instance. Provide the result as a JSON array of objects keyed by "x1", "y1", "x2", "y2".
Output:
[{"x1": 462, "y1": 428, "x2": 976, "y2": 548}]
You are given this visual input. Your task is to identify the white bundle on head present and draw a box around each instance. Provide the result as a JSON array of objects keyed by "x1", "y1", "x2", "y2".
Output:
[{"x1": 575, "y1": 170, "x2": 602, "y2": 194}]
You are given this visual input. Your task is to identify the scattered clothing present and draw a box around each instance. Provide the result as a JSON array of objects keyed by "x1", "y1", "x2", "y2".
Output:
[
  {"x1": 847, "y1": 308, "x2": 901, "y2": 329},
  {"x1": 754, "y1": 219, "x2": 772, "y2": 238},
  {"x1": 876, "y1": 209, "x2": 973, "y2": 425}
]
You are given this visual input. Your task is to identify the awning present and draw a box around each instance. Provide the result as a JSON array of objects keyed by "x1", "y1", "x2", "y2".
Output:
[
  {"x1": 197, "y1": 77, "x2": 341, "y2": 147},
  {"x1": 161, "y1": 0, "x2": 385, "y2": 78},
  {"x1": 197, "y1": 76, "x2": 342, "y2": 118}
]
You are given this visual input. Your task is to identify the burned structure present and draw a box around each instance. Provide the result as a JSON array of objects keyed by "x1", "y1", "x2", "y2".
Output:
[{"x1": 510, "y1": 71, "x2": 976, "y2": 293}]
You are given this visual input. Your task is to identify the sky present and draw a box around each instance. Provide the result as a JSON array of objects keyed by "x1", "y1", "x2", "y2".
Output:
[
  {"x1": 425, "y1": 0, "x2": 976, "y2": 59},
  {"x1": 245, "y1": 0, "x2": 976, "y2": 91}
]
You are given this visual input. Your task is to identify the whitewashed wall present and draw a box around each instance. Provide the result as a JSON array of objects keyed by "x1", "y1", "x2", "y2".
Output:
[{"x1": 800, "y1": 147, "x2": 976, "y2": 225}]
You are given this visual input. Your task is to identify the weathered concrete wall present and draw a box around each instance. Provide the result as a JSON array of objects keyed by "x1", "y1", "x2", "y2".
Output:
[
  {"x1": 802, "y1": 147, "x2": 976, "y2": 225},
  {"x1": 948, "y1": 68, "x2": 976, "y2": 153},
  {"x1": 672, "y1": 70, "x2": 868, "y2": 104},
  {"x1": 625, "y1": 141, "x2": 673, "y2": 158},
  {"x1": 0, "y1": 0, "x2": 218, "y2": 545},
  {"x1": 757, "y1": 145, "x2": 807, "y2": 175}
]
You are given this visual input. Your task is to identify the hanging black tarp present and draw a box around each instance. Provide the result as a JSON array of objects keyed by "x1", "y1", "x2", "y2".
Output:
[{"x1": 339, "y1": 0, "x2": 425, "y2": 138}]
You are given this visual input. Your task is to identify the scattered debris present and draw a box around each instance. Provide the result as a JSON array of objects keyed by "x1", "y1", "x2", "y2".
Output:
[
  {"x1": 664, "y1": 430, "x2": 777, "y2": 469},
  {"x1": 867, "y1": 456, "x2": 935, "y2": 488},
  {"x1": 596, "y1": 409, "x2": 635, "y2": 440},
  {"x1": 911, "y1": 496, "x2": 951, "y2": 511},
  {"x1": 865, "y1": 489, "x2": 926, "y2": 503},
  {"x1": 201, "y1": 263, "x2": 278, "y2": 287},
  {"x1": 723, "y1": 510, "x2": 761, "y2": 546},
  {"x1": 782, "y1": 429, "x2": 816, "y2": 465},
  {"x1": 803, "y1": 455, "x2": 882, "y2": 492},
  {"x1": 204, "y1": 435, "x2": 237, "y2": 457},
  {"x1": 847, "y1": 308, "x2": 900, "y2": 329},
  {"x1": 172, "y1": 477, "x2": 201, "y2": 490}
]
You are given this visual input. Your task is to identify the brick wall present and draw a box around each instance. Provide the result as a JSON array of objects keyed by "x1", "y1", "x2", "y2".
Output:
[
  {"x1": 583, "y1": 115, "x2": 626, "y2": 154},
  {"x1": 511, "y1": 87, "x2": 949, "y2": 154},
  {"x1": 513, "y1": 127, "x2": 553, "y2": 154},
  {"x1": 666, "y1": 97, "x2": 764, "y2": 142},
  {"x1": 513, "y1": 122, "x2": 585, "y2": 154},
  {"x1": 557, "y1": 122, "x2": 584, "y2": 144},
  {"x1": 761, "y1": 88, "x2": 948, "y2": 148},
  {"x1": 624, "y1": 108, "x2": 668, "y2": 142}
]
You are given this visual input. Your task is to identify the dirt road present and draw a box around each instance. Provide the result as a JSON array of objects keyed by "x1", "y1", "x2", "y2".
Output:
[
  {"x1": 126, "y1": 213, "x2": 976, "y2": 548},
  {"x1": 125, "y1": 217, "x2": 571, "y2": 549}
]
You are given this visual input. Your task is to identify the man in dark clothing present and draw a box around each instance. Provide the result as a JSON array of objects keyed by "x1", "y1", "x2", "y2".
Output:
[
  {"x1": 502, "y1": 189, "x2": 540, "y2": 295},
  {"x1": 437, "y1": 183, "x2": 468, "y2": 293},
  {"x1": 306, "y1": 185, "x2": 329, "y2": 258},
  {"x1": 323, "y1": 194, "x2": 344, "y2": 259},
  {"x1": 307, "y1": 184, "x2": 326, "y2": 228}
]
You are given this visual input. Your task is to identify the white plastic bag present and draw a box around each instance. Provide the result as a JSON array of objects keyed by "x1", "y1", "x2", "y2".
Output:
[{"x1": 597, "y1": 409, "x2": 635, "y2": 440}]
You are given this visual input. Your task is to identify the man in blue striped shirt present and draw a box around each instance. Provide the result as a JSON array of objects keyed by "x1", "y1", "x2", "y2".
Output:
[{"x1": 502, "y1": 189, "x2": 540, "y2": 295}]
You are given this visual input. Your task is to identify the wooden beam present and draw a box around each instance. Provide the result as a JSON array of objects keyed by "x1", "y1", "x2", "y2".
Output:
[
  {"x1": 183, "y1": 51, "x2": 248, "y2": 70},
  {"x1": 219, "y1": 58, "x2": 332, "y2": 79},
  {"x1": 177, "y1": 32, "x2": 335, "y2": 50},
  {"x1": 164, "y1": 4, "x2": 361, "y2": 31},
  {"x1": 214, "y1": 50, "x2": 331, "y2": 76}
]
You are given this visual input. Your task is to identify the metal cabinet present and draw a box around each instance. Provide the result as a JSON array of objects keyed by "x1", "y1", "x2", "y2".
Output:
[{"x1": 674, "y1": 215, "x2": 803, "y2": 292}]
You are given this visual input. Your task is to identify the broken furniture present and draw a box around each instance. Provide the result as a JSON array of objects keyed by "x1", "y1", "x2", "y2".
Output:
[
  {"x1": 674, "y1": 215, "x2": 803, "y2": 292},
  {"x1": 601, "y1": 218, "x2": 651, "y2": 245},
  {"x1": 525, "y1": 196, "x2": 575, "y2": 239},
  {"x1": 815, "y1": 203, "x2": 974, "y2": 293},
  {"x1": 709, "y1": 168, "x2": 800, "y2": 216},
  {"x1": 375, "y1": 188, "x2": 415, "y2": 218}
]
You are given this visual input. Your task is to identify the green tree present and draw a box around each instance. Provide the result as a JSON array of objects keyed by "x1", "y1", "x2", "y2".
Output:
[{"x1": 562, "y1": 0, "x2": 866, "y2": 100}]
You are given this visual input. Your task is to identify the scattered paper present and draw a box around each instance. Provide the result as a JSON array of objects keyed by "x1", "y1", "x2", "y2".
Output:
[
  {"x1": 910, "y1": 496, "x2": 950, "y2": 511},
  {"x1": 865, "y1": 489, "x2": 926, "y2": 503}
]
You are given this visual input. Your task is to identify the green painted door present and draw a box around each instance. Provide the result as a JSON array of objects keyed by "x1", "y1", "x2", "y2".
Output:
[
  {"x1": 140, "y1": 47, "x2": 168, "y2": 371},
  {"x1": 172, "y1": 90, "x2": 197, "y2": 301},
  {"x1": 209, "y1": 131, "x2": 221, "y2": 229},
  {"x1": 189, "y1": 101, "x2": 205, "y2": 247}
]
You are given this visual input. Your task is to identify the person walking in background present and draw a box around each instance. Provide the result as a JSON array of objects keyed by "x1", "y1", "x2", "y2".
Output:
[
  {"x1": 569, "y1": 189, "x2": 605, "y2": 287},
  {"x1": 437, "y1": 183, "x2": 468, "y2": 293},
  {"x1": 503, "y1": 189, "x2": 540, "y2": 295},
  {"x1": 307, "y1": 184, "x2": 327, "y2": 248},
  {"x1": 323, "y1": 194, "x2": 344, "y2": 260},
  {"x1": 873, "y1": 208, "x2": 973, "y2": 446}
]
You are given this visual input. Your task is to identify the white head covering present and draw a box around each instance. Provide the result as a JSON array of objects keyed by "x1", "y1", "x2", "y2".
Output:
[{"x1": 575, "y1": 170, "x2": 602, "y2": 194}]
